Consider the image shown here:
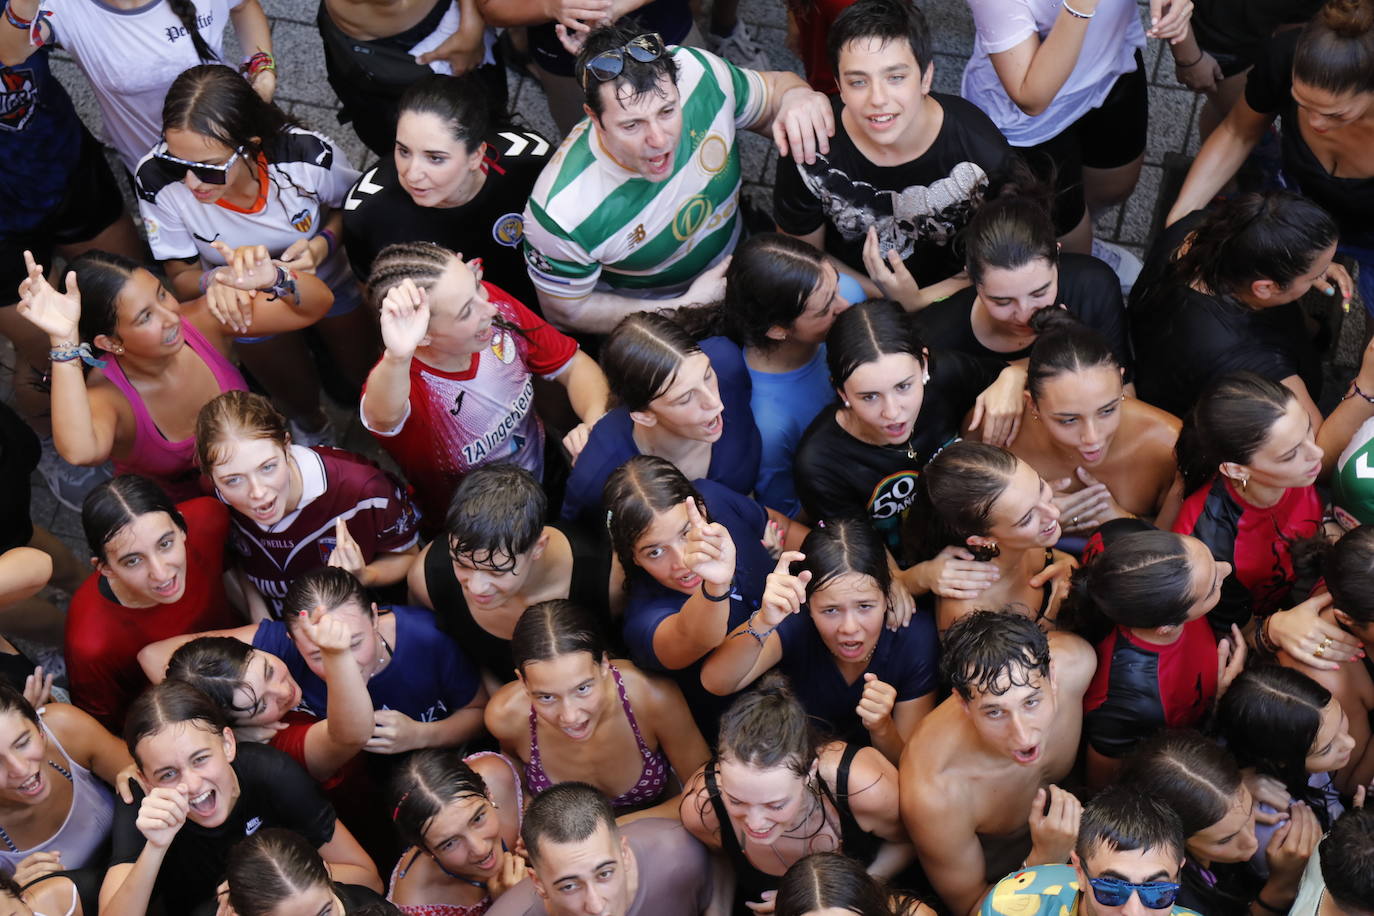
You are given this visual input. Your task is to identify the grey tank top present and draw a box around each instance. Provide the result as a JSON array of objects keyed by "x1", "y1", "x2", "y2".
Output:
[{"x1": 0, "y1": 711, "x2": 116, "y2": 873}]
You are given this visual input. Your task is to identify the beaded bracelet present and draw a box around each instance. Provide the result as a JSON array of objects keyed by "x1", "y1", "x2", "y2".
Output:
[
  {"x1": 742, "y1": 611, "x2": 777, "y2": 644},
  {"x1": 1349, "y1": 381, "x2": 1374, "y2": 405},
  {"x1": 49, "y1": 341, "x2": 107, "y2": 369}
]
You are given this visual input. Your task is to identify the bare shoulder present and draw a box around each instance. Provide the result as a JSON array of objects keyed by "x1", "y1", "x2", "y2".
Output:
[
  {"x1": 407, "y1": 542, "x2": 434, "y2": 607},
  {"x1": 483, "y1": 681, "x2": 528, "y2": 741},
  {"x1": 616, "y1": 659, "x2": 685, "y2": 714},
  {"x1": 677, "y1": 764, "x2": 722, "y2": 847},
  {"x1": 1049, "y1": 630, "x2": 1097, "y2": 696},
  {"x1": 39, "y1": 702, "x2": 100, "y2": 746}
]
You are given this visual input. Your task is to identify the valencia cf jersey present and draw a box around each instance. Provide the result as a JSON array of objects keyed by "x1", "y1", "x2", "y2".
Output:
[{"x1": 225, "y1": 445, "x2": 420, "y2": 616}]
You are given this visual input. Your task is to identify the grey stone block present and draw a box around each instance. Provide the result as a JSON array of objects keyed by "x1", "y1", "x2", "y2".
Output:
[
  {"x1": 1115, "y1": 162, "x2": 1163, "y2": 245},
  {"x1": 1144, "y1": 86, "x2": 1198, "y2": 166}
]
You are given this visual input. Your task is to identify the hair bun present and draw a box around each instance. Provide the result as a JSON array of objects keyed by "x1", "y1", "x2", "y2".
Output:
[{"x1": 1321, "y1": 0, "x2": 1374, "y2": 37}]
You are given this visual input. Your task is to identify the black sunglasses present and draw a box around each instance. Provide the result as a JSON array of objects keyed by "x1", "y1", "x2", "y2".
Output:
[
  {"x1": 1081, "y1": 862, "x2": 1181, "y2": 910},
  {"x1": 153, "y1": 143, "x2": 245, "y2": 185},
  {"x1": 581, "y1": 33, "x2": 666, "y2": 88}
]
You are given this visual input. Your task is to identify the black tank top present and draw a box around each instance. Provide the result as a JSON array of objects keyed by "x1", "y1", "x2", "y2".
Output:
[
  {"x1": 423, "y1": 521, "x2": 613, "y2": 680},
  {"x1": 703, "y1": 744, "x2": 882, "y2": 914}
]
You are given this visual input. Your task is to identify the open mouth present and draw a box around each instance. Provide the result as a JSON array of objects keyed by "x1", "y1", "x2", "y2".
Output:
[
  {"x1": 867, "y1": 113, "x2": 898, "y2": 130},
  {"x1": 472, "y1": 848, "x2": 498, "y2": 871},
  {"x1": 744, "y1": 823, "x2": 777, "y2": 841},
  {"x1": 163, "y1": 325, "x2": 181, "y2": 346},
  {"x1": 475, "y1": 325, "x2": 494, "y2": 343},
  {"x1": 835, "y1": 638, "x2": 869, "y2": 660},
  {"x1": 561, "y1": 720, "x2": 593, "y2": 740},
  {"x1": 251, "y1": 501, "x2": 277, "y2": 522},
  {"x1": 1079, "y1": 447, "x2": 1104, "y2": 464},
  {"x1": 703, "y1": 414, "x2": 723, "y2": 436},
  {"x1": 1040, "y1": 519, "x2": 1060, "y2": 540},
  {"x1": 150, "y1": 575, "x2": 180, "y2": 598},
  {"x1": 883, "y1": 422, "x2": 910, "y2": 440},
  {"x1": 677, "y1": 572, "x2": 703, "y2": 590},
  {"x1": 646, "y1": 152, "x2": 672, "y2": 175},
  {"x1": 16, "y1": 771, "x2": 43, "y2": 797},
  {"x1": 188, "y1": 788, "x2": 217, "y2": 818},
  {"x1": 1011, "y1": 745, "x2": 1041, "y2": 765}
]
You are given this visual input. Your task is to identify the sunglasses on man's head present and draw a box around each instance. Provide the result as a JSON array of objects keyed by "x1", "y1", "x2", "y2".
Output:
[
  {"x1": 1082, "y1": 863, "x2": 1181, "y2": 910},
  {"x1": 153, "y1": 143, "x2": 246, "y2": 185},
  {"x1": 581, "y1": 33, "x2": 666, "y2": 88}
]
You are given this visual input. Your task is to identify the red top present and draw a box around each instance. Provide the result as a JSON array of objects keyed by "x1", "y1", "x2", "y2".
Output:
[
  {"x1": 793, "y1": 0, "x2": 860, "y2": 92},
  {"x1": 66, "y1": 498, "x2": 238, "y2": 732}
]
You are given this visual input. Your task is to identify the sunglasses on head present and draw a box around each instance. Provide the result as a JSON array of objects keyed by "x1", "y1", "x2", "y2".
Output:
[
  {"x1": 154, "y1": 143, "x2": 246, "y2": 185},
  {"x1": 581, "y1": 33, "x2": 666, "y2": 88},
  {"x1": 1082, "y1": 863, "x2": 1181, "y2": 910}
]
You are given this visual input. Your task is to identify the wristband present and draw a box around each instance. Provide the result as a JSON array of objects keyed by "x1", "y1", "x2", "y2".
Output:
[
  {"x1": 1257, "y1": 614, "x2": 1280, "y2": 655},
  {"x1": 241, "y1": 50, "x2": 276, "y2": 80},
  {"x1": 1254, "y1": 897, "x2": 1286, "y2": 914},
  {"x1": 4, "y1": 2, "x2": 32, "y2": 29},
  {"x1": 319, "y1": 228, "x2": 338, "y2": 259},
  {"x1": 49, "y1": 341, "x2": 107, "y2": 369},
  {"x1": 1061, "y1": 0, "x2": 1094, "y2": 18},
  {"x1": 743, "y1": 611, "x2": 777, "y2": 644},
  {"x1": 701, "y1": 581, "x2": 733, "y2": 603},
  {"x1": 1349, "y1": 381, "x2": 1374, "y2": 405},
  {"x1": 259, "y1": 266, "x2": 298, "y2": 301},
  {"x1": 1174, "y1": 50, "x2": 1204, "y2": 68},
  {"x1": 199, "y1": 269, "x2": 219, "y2": 294}
]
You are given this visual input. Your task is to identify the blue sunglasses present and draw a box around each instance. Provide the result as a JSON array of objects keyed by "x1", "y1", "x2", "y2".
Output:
[{"x1": 1082, "y1": 863, "x2": 1181, "y2": 910}]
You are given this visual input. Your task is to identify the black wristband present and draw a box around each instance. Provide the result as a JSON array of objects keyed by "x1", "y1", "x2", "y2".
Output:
[
  {"x1": 701, "y1": 581, "x2": 732, "y2": 602},
  {"x1": 1253, "y1": 896, "x2": 1286, "y2": 914}
]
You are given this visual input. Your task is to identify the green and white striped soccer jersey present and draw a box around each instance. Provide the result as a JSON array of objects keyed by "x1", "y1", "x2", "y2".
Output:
[{"x1": 521, "y1": 46, "x2": 767, "y2": 303}]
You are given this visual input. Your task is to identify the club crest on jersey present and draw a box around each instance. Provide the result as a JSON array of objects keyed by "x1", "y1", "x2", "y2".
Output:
[
  {"x1": 317, "y1": 536, "x2": 338, "y2": 564},
  {"x1": 492, "y1": 213, "x2": 525, "y2": 248},
  {"x1": 289, "y1": 208, "x2": 314, "y2": 233},
  {"x1": 0, "y1": 68, "x2": 38, "y2": 132},
  {"x1": 490, "y1": 329, "x2": 518, "y2": 365}
]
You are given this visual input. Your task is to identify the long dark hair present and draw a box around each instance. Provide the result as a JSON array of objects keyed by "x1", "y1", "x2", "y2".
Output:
[
  {"x1": 165, "y1": 637, "x2": 259, "y2": 721},
  {"x1": 826, "y1": 299, "x2": 926, "y2": 392},
  {"x1": 603, "y1": 455, "x2": 707, "y2": 579},
  {"x1": 963, "y1": 175, "x2": 1058, "y2": 287},
  {"x1": 167, "y1": 0, "x2": 218, "y2": 63},
  {"x1": 0, "y1": 682, "x2": 39, "y2": 731},
  {"x1": 66, "y1": 251, "x2": 143, "y2": 350},
  {"x1": 82, "y1": 474, "x2": 188, "y2": 565},
  {"x1": 717, "y1": 233, "x2": 830, "y2": 351},
  {"x1": 1155, "y1": 192, "x2": 1338, "y2": 304},
  {"x1": 226, "y1": 828, "x2": 332, "y2": 916},
  {"x1": 1324, "y1": 525, "x2": 1374, "y2": 626},
  {"x1": 1026, "y1": 308, "x2": 1120, "y2": 402},
  {"x1": 1294, "y1": 0, "x2": 1374, "y2": 95},
  {"x1": 510, "y1": 600, "x2": 608, "y2": 676},
  {"x1": 1175, "y1": 371, "x2": 1295, "y2": 496},
  {"x1": 1215, "y1": 666, "x2": 1338, "y2": 823},
  {"x1": 601, "y1": 312, "x2": 705, "y2": 412},
  {"x1": 798, "y1": 518, "x2": 892, "y2": 602},
  {"x1": 1062, "y1": 528, "x2": 1198, "y2": 642},
  {"x1": 390, "y1": 749, "x2": 490, "y2": 851},
  {"x1": 775, "y1": 852, "x2": 921, "y2": 916},
  {"x1": 1120, "y1": 730, "x2": 1243, "y2": 838},
  {"x1": 908, "y1": 440, "x2": 1019, "y2": 562}
]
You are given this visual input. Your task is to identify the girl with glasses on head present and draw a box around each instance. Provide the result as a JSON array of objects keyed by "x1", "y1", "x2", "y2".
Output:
[{"x1": 135, "y1": 63, "x2": 378, "y2": 446}]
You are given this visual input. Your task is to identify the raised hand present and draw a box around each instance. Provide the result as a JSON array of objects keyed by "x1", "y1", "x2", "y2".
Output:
[
  {"x1": 380, "y1": 278, "x2": 432, "y2": 359},
  {"x1": 683, "y1": 496, "x2": 737, "y2": 593},
  {"x1": 1028, "y1": 785, "x2": 1082, "y2": 866},
  {"x1": 297, "y1": 604, "x2": 354, "y2": 657},
  {"x1": 136, "y1": 785, "x2": 191, "y2": 848},
  {"x1": 22, "y1": 665, "x2": 53, "y2": 709},
  {"x1": 758, "y1": 551, "x2": 809, "y2": 629},
  {"x1": 326, "y1": 517, "x2": 366, "y2": 579},
  {"x1": 16, "y1": 251, "x2": 80, "y2": 344},
  {"x1": 855, "y1": 673, "x2": 897, "y2": 732}
]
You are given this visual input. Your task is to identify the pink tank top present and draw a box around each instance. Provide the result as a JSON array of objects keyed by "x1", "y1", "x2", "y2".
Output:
[{"x1": 101, "y1": 320, "x2": 246, "y2": 502}]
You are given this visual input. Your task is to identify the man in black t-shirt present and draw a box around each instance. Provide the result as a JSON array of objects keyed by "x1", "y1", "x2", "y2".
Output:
[
  {"x1": 774, "y1": 0, "x2": 1012, "y2": 295},
  {"x1": 343, "y1": 127, "x2": 552, "y2": 306}
]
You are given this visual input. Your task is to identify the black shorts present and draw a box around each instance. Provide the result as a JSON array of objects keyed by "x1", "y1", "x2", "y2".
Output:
[
  {"x1": 0, "y1": 127, "x2": 125, "y2": 294},
  {"x1": 1020, "y1": 49, "x2": 1149, "y2": 230}
]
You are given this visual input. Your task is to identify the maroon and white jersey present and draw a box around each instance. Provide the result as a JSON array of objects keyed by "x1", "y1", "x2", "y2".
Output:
[
  {"x1": 361, "y1": 284, "x2": 578, "y2": 526},
  {"x1": 225, "y1": 445, "x2": 420, "y2": 616}
]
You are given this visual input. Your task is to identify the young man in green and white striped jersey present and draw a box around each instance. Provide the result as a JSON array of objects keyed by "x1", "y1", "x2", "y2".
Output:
[{"x1": 521, "y1": 24, "x2": 835, "y2": 334}]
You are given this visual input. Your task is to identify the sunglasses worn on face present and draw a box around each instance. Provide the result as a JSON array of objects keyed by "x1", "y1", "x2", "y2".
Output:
[
  {"x1": 154, "y1": 144, "x2": 246, "y2": 185},
  {"x1": 1082, "y1": 864, "x2": 1181, "y2": 910},
  {"x1": 581, "y1": 33, "x2": 666, "y2": 88}
]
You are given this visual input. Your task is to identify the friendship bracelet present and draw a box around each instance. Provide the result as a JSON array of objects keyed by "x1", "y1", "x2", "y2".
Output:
[
  {"x1": 258, "y1": 265, "x2": 298, "y2": 301},
  {"x1": 1174, "y1": 50, "x2": 1204, "y2": 68},
  {"x1": 319, "y1": 227, "x2": 338, "y2": 259},
  {"x1": 1349, "y1": 381, "x2": 1374, "y2": 405},
  {"x1": 743, "y1": 611, "x2": 777, "y2": 644},
  {"x1": 1061, "y1": 0, "x2": 1094, "y2": 19},
  {"x1": 241, "y1": 50, "x2": 276, "y2": 80},
  {"x1": 4, "y1": 2, "x2": 32, "y2": 29},
  {"x1": 199, "y1": 269, "x2": 219, "y2": 293},
  {"x1": 1257, "y1": 615, "x2": 1280, "y2": 656},
  {"x1": 49, "y1": 341, "x2": 107, "y2": 369},
  {"x1": 701, "y1": 580, "x2": 733, "y2": 603}
]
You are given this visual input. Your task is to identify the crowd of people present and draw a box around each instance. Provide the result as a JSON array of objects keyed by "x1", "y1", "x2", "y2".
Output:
[{"x1": 2, "y1": 0, "x2": 1374, "y2": 913}]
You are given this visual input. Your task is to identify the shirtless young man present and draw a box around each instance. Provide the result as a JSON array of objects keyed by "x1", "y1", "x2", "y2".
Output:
[{"x1": 899, "y1": 610, "x2": 1097, "y2": 916}]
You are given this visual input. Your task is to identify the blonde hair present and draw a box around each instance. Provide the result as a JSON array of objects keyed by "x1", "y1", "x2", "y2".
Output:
[{"x1": 195, "y1": 390, "x2": 290, "y2": 472}]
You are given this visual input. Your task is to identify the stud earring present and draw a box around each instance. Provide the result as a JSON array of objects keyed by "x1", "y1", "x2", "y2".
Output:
[
  {"x1": 922, "y1": 370, "x2": 931, "y2": 384},
  {"x1": 843, "y1": 400, "x2": 851, "y2": 408}
]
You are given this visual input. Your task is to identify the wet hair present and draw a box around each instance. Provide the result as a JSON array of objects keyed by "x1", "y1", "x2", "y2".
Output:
[
  {"x1": 194, "y1": 390, "x2": 290, "y2": 474},
  {"x1": 124, "y1": 680, "x2": 230, "y2": 768},
  {"x1": 1175, "y1": 371, "x2": 1296, "y2": 497},
  {"x1": 65, "y1": 250, "x2": 144, "y2": 350},
  {"x1": 82, "y1": 474, "x2": 188, "y2": 565},
  {"x1": 365, "y1": 241, "x2": 525, "y2": 336},
  {"x1": 165, "y1": 637, "x2": 260, "y2": 722},
  {"x1": 1076, "y1": 785, "x2": 1185, "y2": 864},
  {"x1": 1322, "y1": 806, "x2": 1374, "y2": 914},
  {"x1": 717, "y1": 672, "x2": 821, "y2": 778},
  {"x1": 826, "y1": 299, "x2": 927, "y2": 392},
  {"x1": 798, "y1": 518, "x2": 892, "y2": 603},
  {"x1": 941, "y1": 610, "x2": 1051, "y2": 701},
  {"x1": 521, "y1": 781, "x2": 619, "y2": 866},
  {"x1": 510, "y1": 600, "x2": 609, "y2": 676},
  {"x1": 603, "y1": 455, "x2": 708, "y2": 580},
  {"x1": 963, "y1": 179, "x2": 1059, "y2": 288},
  {"x1": 390, "y1": 748, "x2": 491, "y2": 851},
  {"x1": 1294, "y1": 0, "x2": 1374, "y2": 96},
  {"x1": 1063, "y1": 529, "x2": 1198, "y2": 639},
  {"x1": 1119, "y1": 730, "x2": 1243, "y2": 838},
  {"x1": 828, "y1": 0, "x2": 932, "y2": 78},
  {"x1": 1323, "y1": 525, "x2": 1374, "y2": 625},
  {"x1": 909, "y1": 441, "x2": 1019, "y2": 562},
  {"x1": 601, "y1": 312, "x2": 705, "y2": 412},
  {"x1": 161, "y1": 65, "x2": 310, "y2": 208},
  {"x1": 578, "y1": 22, "x2": 681, "y2": 119},
  {"x1": 0, "y1": 682, "x2": 39, "y2": 731},
  {"x1": 775, "y1": 852, "x2": 921, "y2": 916},
  {"x1": 0, "y1": 874, "x2": 20, "y2": 902},
  {"x1": 397, "y1": 72, "x2": 491, "y2": 155},
  {"x1": 226, "y1": 829, "x2": 331, "y2": 916},
  {"x1": 1025, "y1": 308, "x2": 1121, "y2": 402},
  {"x1": 281, "y1": 568, "x2": 372, "y2": 634},
  {"x1": 445, "y1": 464, "x2": 547, "y2": 573},
  {"x1": 1215, "y1": 666, "x2": 1336, "y2": 821},
  {"x1": 1157, "y1": 191, "x2": 1338, "y2": 303},
  {"x1": 716, "y1": 233, "x2": 831, "y2": 351}
]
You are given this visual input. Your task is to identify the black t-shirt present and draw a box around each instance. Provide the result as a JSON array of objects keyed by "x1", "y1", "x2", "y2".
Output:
[
  {"x1": 1129, "y1": 212, "x2": 1319, "y2": 418},
  {"x1": 1246, "y1": 29, "x2": 1374, "y2": 246},
  {"x1": 774, "y1": 94, "x2": 1014, "y2": 287},
  {"x1": 110, "y1": 744, "x2": 337, "y2": 914},
  {"x1": 793, "y1": 348, "x2": 999, "y2": 546},
  {"x1": 1192, "y1": 0, "x2": 1322, "y2": 62},
  {"x1": 337, "y1": 882, "x2": 402, "y2": 913},
  {"x1": 342, "y1": 131, "x2": 553, "y2": 306},
  {"x1": 913, "y1": 252, "x2": 1133, "y2": 378}
]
